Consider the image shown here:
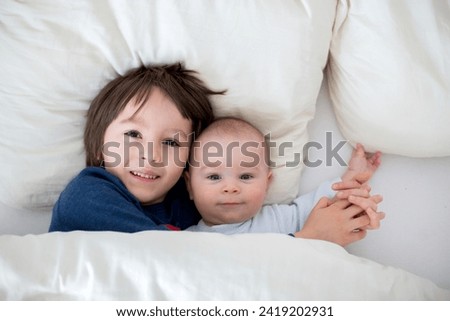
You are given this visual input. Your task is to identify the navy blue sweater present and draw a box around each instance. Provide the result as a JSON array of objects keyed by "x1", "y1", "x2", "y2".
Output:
[{"x1": 49, "y1": 167, "x2": 200, "y2": 232}]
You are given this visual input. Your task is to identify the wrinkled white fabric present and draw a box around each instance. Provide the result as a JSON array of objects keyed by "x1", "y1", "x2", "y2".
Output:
[{"x1": 0, "y1": 231, "x2": 449, "y2": 300}]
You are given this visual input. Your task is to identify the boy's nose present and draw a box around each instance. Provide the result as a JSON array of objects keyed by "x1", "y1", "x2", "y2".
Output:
[{"x1": 144, "y1": 142, "x2": 162, "y2": 164}]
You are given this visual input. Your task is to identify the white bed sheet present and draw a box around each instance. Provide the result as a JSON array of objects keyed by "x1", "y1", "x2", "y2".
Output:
[{"x1": 1, "y1": 79, "x2": 449, "y2": 290}]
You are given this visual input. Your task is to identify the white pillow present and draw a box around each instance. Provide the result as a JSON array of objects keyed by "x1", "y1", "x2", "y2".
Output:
[
  {"x1": 327, "y1": 0, "x2": 450, "y2": 157},
  {"x1": 0, "y1": 0, "x2": 336, "y2": 209}
]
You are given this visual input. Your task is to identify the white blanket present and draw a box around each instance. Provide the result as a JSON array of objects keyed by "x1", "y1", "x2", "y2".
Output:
[{"x1": 1, "y1": 231, "x2": 448, "y2": 300}]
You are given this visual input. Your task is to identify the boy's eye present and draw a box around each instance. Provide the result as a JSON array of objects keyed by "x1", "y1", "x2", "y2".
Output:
[
  {"x1": 124, "y1": 130, "x2": 142, "y2": 138},
  {"x1": 240, "y1": 174, "x2": 253, "y2": 180},
  {"x1": 207, "y1": 174, "x2": 221, "y2": 181},
  {"x1": 162, "y1": 139, "x2": 180, "y2": 147}
]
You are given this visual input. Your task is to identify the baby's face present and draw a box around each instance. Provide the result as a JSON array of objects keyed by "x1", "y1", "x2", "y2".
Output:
[{"x1": 186, "y1": 132, "x2": 272, "y2": 226}]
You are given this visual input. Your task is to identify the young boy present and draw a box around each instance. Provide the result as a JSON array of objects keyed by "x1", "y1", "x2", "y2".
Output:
[
  {"x1": 49, "y1": 63, "x2": 224, "y2": 232},
  {"x1": 185, "y1": 117, "x2": 384, "y2": 246}
]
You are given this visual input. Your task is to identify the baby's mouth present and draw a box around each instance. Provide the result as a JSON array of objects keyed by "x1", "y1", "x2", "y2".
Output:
[{"x1": 219, "y1": 202, "x2": 243, "y2": 206}]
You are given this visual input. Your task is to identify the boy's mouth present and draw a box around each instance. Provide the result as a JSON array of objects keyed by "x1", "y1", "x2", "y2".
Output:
[{"x1": 130, "y1": 170, "x2": 159, "y2": 180}]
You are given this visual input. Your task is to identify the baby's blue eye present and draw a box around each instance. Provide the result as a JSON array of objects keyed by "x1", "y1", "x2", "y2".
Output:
[
  {"x1": 240, "y1": 174, "x2": 253, "y2": 180},
  {"x1": 124, "y1": 130, "x2": 142, "y2": 138},
  {"x1": 207, "y1": 174, "x2": 221, "y2": 181}
]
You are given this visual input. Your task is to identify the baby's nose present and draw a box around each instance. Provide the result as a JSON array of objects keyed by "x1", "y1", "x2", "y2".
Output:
[{"x1": 223, "y1": 183, "x2": 240, "y2": 194}]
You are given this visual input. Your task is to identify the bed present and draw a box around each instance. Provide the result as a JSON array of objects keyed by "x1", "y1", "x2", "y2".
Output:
[{"x1": 1, "y1": 0, "x2": 449, "y2": 300}]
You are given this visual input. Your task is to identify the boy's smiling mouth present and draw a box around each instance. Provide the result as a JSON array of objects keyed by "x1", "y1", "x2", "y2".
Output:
[{"x1": 130, "y1": 170, "x2": 159, "y2": 180}]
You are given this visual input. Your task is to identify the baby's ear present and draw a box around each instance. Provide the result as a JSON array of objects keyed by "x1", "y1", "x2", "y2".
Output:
[
  {"x1": 183, "y1": 171, "x2": 193, "y2": 200},
  {"x1": 266, "y1": 170, "x2": 273, "y2": 187}
]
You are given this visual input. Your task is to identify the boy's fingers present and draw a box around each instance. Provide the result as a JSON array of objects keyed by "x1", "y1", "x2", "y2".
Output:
[
  {"x1": 331, "y1": 199, "x2": 352, "y2": 210},
  {"x1": 348, "y1": 228, "x2": 367, "y2": 244},
  {"x1": 342, "y1": 203, "x2": 366, "y2": 218},
  {"x1": 351, "y1": 213, "x2": 370, "y2": 230},
  {"x1": 314, "y1": 197, "x2": 330, "y2": 209}
]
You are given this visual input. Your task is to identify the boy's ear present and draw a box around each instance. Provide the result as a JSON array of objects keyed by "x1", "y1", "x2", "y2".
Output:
[{"x1": 183, "y1": 171, "x2": 193, "y2": 200}]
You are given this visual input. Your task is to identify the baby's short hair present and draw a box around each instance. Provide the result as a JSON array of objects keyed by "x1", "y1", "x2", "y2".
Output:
[
  {"x1": 201, "y1": 117, "x2": 263, "y2": 138},
  {"x1": 192, "y1": 116, "x2": 271, "y2": 168}
]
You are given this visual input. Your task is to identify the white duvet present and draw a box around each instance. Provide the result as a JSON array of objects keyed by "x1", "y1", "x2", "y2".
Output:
[{"x1": 0, "y1": 231, "x2": 448, "y2": 300}]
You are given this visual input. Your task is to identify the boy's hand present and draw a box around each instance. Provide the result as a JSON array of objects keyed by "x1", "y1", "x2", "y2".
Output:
[
  {"x1": 294, "y1": 197, "x2": 376, "y2": 246},
  {"x1": 341, "y1": 143, "x2": 382, "y2": 183}
]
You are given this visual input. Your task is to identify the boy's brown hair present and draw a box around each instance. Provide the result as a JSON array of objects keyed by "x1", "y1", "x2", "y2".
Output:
[{"x1": 84, "y1": 62, "x2": 225, "y2": 166}]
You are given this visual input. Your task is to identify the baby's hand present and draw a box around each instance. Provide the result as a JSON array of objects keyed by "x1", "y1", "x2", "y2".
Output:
[
  {"x1": 341, "y1": 143, "x2": 382, "y2": 183},
  {"x1": 332, "y1": 179, "x2": 371, "y2": 200},
  {"x1": 332, "y1": 180, "x2": 385, "y2": 229},
  {"x1": 347, "y1": 194, "x2": 385, "y2": 230}
]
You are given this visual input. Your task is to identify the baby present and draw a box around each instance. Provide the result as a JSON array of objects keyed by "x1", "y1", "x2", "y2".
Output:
[{"x1": 185, "y1": 117, "x2": 384, "y2": 246}]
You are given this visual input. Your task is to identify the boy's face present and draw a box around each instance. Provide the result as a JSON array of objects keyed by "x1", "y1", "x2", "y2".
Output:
[
  {"x1": 102, "y1": 87, "x2": 192, "y2": 205},
  {"x1": 185, "y1": 132, "x2": 272, "y2": 226}
]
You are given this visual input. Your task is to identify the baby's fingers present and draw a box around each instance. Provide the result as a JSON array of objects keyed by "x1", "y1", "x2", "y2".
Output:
[
  {"x1": 368, "y1": 151, "x2": 382, "y2": 167},
  {"x1": 336, "y1": 188, "x2": 370, "y2": 200},
  {"x1": 365, "y1": 208, "x2": 385, "y2": 229},
  {"x1": 333, "y1": 180, "x2": 362, "y2": 191},
  {"x1": 354, "y1": 143, "x2": 366, "y2": 157},
  {"x1": 348, "y1": 194, "x2": 383, "y2": 211}
]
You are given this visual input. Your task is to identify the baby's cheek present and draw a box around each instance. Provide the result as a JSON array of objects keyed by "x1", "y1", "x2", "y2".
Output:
[{"x1": 251, "y1": 190, "x2": 267, "y2": 209}]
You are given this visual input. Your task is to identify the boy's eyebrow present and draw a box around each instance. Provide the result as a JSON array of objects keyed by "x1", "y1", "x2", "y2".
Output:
[
  {"x1": 120, "y1": 117, "x2": 189, "y2": 140},
  {"x1": 119, "y1": 116, "x2": 143, "y2": 126}
]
